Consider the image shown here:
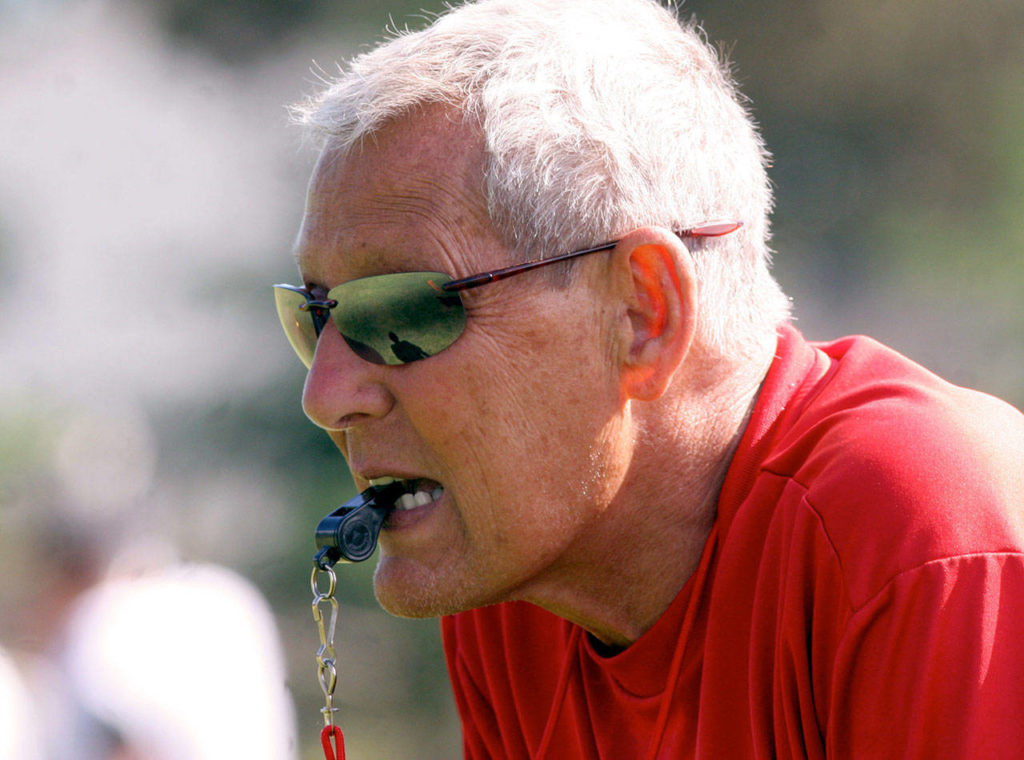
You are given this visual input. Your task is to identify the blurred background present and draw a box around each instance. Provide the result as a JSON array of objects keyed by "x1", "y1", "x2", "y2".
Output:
[{"x1": 0, "y1": 0, "x2": 1020, "y2": 757}]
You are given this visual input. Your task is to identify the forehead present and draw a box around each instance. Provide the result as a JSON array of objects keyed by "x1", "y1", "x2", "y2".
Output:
[{"x1": 296, "y1": 109, "x2": 496, "y2": 284}]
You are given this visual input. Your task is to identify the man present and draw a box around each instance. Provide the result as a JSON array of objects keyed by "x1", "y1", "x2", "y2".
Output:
[{"x1": 274, "y1": 0, "x2": 1024, "y2": 756}]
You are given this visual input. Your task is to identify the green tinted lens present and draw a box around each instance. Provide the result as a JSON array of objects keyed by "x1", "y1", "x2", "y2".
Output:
[
  {"x1": 274, "y1": 285, "x2": 319, "y2": 368},
  {"x1": 329, "y1": 271, "x2": 467, "y2": 365}
]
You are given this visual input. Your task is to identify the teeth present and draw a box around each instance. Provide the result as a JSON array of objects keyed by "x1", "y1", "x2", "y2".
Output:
[
  {"x1": 366, "y1": 476, "x2": 445, "y2": 510},
  {"x1": 391, "y1": 484, "x2": 445, "y2": 511}
]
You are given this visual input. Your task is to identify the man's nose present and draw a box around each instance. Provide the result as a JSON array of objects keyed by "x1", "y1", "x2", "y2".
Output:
[{"x1": 302, "y1": 323, "x2": 395, "y2": 431}]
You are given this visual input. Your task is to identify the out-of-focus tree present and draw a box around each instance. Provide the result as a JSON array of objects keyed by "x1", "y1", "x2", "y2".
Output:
[
  {"x1": 147, "y1": 0, "x2": 452, "y2": 61},
  {"x1": 144, "y1": 0, "x2": 1023, "y2": 401},
  {"x1": 687, "y1": 0, "x2": 1024, "y2": 403}
]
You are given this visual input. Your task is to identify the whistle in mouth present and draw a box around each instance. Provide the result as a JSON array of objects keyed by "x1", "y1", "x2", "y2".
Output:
[{"x1": 313, "y1": 481, "x2": 407, "y2": 568}]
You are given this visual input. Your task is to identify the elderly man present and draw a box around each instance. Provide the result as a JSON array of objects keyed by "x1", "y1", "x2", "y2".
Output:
[{"x1": 273, "y1": 0, "x2": 1024, "y2": 756}]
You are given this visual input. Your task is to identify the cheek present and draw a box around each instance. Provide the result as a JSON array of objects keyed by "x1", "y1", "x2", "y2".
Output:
[
  {"x1": 436, "y1": 342, "x2": 619, "y2": 506},
  {"x1": 406, "y1": 287, "x2": 622, "y2": 497}
]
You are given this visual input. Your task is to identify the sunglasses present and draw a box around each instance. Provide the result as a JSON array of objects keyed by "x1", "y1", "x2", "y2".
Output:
[{"x1": 274, "y1": 221, "x2": 741, "y2": 367}]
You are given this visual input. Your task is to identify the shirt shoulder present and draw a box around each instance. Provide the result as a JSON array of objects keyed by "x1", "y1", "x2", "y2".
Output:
[{"x1": 759, "y1": 332, "x2": 1024, "y2": 605}]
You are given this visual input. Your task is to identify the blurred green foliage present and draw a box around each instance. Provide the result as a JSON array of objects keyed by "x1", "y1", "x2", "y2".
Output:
[
  {"x1": 150, "y1": 0, "x2": 1024, "y2": 403},
  {"x1": 152, "y1": 0, "x2": 454, "y2": 60},
  {"x1": 146, "y1": 0, "x2": 1024, "y2": 376}
]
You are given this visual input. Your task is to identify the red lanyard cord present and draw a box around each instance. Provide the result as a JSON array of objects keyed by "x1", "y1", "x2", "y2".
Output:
[{"x1": 321, "y1": 724, "x2": 346, "y2": 760}]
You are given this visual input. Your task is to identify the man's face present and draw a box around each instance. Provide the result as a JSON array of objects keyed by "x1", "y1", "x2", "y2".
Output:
[{"x1": 295, "y1": 111, "x2": 632, "y2": 618}]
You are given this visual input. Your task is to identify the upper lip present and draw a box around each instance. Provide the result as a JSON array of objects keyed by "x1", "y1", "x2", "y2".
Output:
[
  {"x1": 355, "y1": 468, "x2": 443, "y2": 492},
  {"x1": 358, "y1": 469, "x2": 425, "y2": 484}
]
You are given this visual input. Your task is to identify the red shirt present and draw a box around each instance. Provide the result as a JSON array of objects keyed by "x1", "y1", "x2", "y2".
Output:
[{"x1": 442, "y1": 326, "x2": 1024, "y2": 759}]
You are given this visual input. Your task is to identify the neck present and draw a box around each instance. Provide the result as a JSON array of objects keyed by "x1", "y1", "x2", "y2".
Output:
[{"x1": 516, "y1": 348, "x2": 771, "y2": 648}]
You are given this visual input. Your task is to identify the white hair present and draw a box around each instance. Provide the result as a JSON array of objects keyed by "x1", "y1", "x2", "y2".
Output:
[{"x1": 293, "y1": 0, "x2": 791, "y2": 360}]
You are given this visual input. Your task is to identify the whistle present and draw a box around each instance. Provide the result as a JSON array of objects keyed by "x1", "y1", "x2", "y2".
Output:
[{"x1": 313, "y1": 481, "x2": 407, "y2": 568}]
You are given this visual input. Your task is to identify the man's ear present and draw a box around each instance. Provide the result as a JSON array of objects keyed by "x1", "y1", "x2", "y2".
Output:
[{"x1": 614, "y1": 230, "x2": 697, "y2": 401}]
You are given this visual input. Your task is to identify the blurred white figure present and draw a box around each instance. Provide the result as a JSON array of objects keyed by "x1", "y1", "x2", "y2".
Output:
[
  {"x1": 61, "y1": 564, "x2": 296, "y2": 760},
  {"x1": 0, "y1": 647, "x2": 42, "y2": 760}
]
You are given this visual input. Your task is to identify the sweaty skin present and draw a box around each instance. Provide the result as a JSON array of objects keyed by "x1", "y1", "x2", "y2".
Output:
[{"x1": 295, "y1": 107, "x2": 765, "y2": 647}]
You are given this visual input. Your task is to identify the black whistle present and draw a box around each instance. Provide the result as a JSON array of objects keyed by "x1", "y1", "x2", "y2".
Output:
[{"x1": 313, "y1": 481, "x2": 407, "y2": 568}]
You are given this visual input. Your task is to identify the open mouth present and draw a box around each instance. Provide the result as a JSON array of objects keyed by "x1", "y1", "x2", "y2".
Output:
[{"x1": 369, "y1": 476, "x2": 444, "y2": 511}]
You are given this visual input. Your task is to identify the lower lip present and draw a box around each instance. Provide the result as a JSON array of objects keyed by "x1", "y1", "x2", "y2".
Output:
[{"x1": 383, "y1": 493, "x2": 444, "y2": 531}]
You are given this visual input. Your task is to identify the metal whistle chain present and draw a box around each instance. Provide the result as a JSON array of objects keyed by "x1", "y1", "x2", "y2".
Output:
[
  {"x1": 311, "y1": 562, "x2": 343, "y2": 759},
  {"x1": 310, "y1": 482, "x2": 405, "y2": 760}
]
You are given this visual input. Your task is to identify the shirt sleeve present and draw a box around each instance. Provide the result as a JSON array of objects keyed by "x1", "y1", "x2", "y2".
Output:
[{"x1": 828, "y1": 552, "x2": 1024, "y2": 758}]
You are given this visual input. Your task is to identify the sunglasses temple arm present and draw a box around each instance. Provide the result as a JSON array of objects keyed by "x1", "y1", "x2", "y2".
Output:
[
  {"x1": 443, "y1": 241, "x2": 619, "y2": 292},
  {"x1": 442, "y1": 222, "x2": 741, "y2": 293}
]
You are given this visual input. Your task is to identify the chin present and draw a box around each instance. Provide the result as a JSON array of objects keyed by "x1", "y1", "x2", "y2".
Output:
[{"x1": 372, "y1": 555, "x2": 491, "y2": 619}]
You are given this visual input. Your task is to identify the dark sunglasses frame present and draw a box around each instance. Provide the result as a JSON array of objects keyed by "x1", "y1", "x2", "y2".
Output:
[
  {"x1": 275, "y1": 221, "x2": 741, "y2": 365},
  {"x1": 437, "y1": 220, "x2": 742, "y2": 292}
]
